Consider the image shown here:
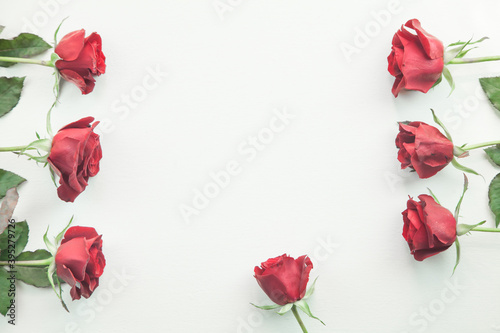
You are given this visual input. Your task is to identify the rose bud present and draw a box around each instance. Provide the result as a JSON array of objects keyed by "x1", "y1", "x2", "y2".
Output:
[
  {"x1": 396, "y1": 121, "x2": 453, "y2": 178},
  {"x1": 402, "y1": 195, "x2": 457, "y2": 261},
  {"x1": 254, "y1": 254, "x2": 312, "y2": 305},
  {"x1": 55, "y1": 226, "x2": 106, "y2": 300},
  {"x1": 388, "y1": 19, "x2": 444, "y2": 97},
  {"x1": 47, "y1": 117, "x2": 102, "y2": 202},
  {"x1": 55, "y1": 29, "x2": 106, "y2": 94}
]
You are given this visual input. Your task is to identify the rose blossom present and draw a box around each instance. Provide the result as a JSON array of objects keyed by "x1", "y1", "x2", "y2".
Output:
[
  {"x1": 55, "y1": 226, "x2": 106, "y2": 300},
  {"x1": 388, "y1": 19, "x2": 444, "y2": 97},
  {"x1": 396, "y1": 121, "x2": 454, "y2": 178},
  {"x1": 403, "y1": 195, "x2": 457, "y2": 261},
  {"x1": 55, "y1": 29, "x2": 106, "y2": 94},
  {"x1": 254, "y1": 254, "x2": 312, "y2": 305},
  {"x1": 47, "y1": 117, "x2": 102, "y2": 202}
]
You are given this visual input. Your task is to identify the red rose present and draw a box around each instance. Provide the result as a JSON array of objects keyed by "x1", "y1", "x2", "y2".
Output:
[
  {"x1": 388, "y1": 19, "x2": 444, "y2": 97},
  {"x1": 402, "y1": 195, "x2": 456, "y2": 261},
  {"x1": 396, "y1": 121, "x2": 453, "y2": 178},
  {"x1": 47, "y1": 117, "x2": 102, "y2": 202},
  {"x1": 254, "y1": 254, "x2": 312, "y2": 305},
  {"x1": 55, "y1": 29, "x2": 106, "y2": 94},
  {"x1": 55, "y1": 226, "x2": 105, "y2": 300}
]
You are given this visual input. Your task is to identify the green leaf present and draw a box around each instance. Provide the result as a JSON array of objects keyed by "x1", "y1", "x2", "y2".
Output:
[
  {"x1": 0, "y1": 220, "x2": 29, "y2": 259},
  {"x1": 15, "y1": 250, "x2": 60, "y2": 288},
  {"x1": 488, "y1": 173, "x2": 500, "y2": 227},
  {"x1": 452, "y1": 238, "x2": 460, "y2": 275},
  {"x1": 0, "y1": 268, "x2": 15, "y2": 316},
  {"x1": 0, "y1": 33, "x2": 51, "y2": 67},
  {"x1": 479, "y1": 76, "x2": 500, "y2": 112},
  {"x1": 294, "y1": 300, "x2": 325, "y2": 325},
  {"x1": 0, "y1": 76, "x2": 25, "y2": 117},
  {"x1": 277, "y1": 303, "x2": 293, "y2": 315},
  {"x1": 0, "y1": 169, "x2": 26, "y2": 200},
  {"x1": 457, "y1": 220, "x2": 486, "y2": 236},
  {"x1": 250, "y1": 303, "x2": 281, "y2": 310},
  {"x1": 303, "y1": 276, "x2": 318, "y2": 300},
  {"x1": 485, "y1": 146, "x2": 500, "y2": 166}
]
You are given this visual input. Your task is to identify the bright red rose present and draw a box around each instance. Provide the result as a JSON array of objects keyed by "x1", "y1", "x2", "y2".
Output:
[
  {"x1": 388, "y1": 19, "x2": 444, "y2": 97},
  {"x1": 396, "y1": 121, "x2": 453, "y2": 178},
  {"x1": 55, "y1": 226, "x2": 105, "y2": 300},
  {"x1": 55, "y1": 29, "x2": 106, "y2": 94},
  {"x1": 254, "y1": 254, "x2": 312, "y2": 305},
  {"x1": 47, "y1": 117, "x2": 102, "y2": 202},
  {"x1": 403, "y1": 195, "x2": 457, "y2": 261}
]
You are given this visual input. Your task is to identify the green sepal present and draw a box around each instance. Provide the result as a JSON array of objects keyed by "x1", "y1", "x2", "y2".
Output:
[
  {"x1": 55, "y1": 216, "x2": 73, "y2": 245},
  {"x1": 451, "y1": 158, "x2": 480, "y2": 177},
  {"x1": 43, "y1": 226, "x2": 57, "y2": 255},
  {"x1": 485, "y1": 146, "x2": 500, "y2": 166},
  {"x1": 250, "y1": 303, "x2": 281, "y2": 310},
  {"x1": 452, "y1": 238, "x2": 460, "y2": 275},
  {"x1": 454, "y1": 174, "x2": 468, "y2": 221},
  {"x1": 445, "y1": 37, "x2": 488, "y2": 63},
  {"x1": 47, "y1": 258, "x2": 69, "y2": 312},
  {"x1": 431, "y1": 109, "x2": 453, "y2": 142},
  {"x1": 303, "y1": 276, "x2": 318, "y2": 300},
  {"x1": 427, "y1": 188, "x2": 441, "y2": 205},
  {"x1": 453, "y1": 145, "x2": 469, "y2": 158},
  {"x1": 457, "y1": 221, "x2": 486, "y2": 236},
  {"x1": 0, "y1": 76, "x2": 25, "y2": 117},
  {"x1": 53, "y1": 17, "x2": 68, "y2": 46},
  {"x1": 488, "y1": 173, "x2": 500, "y2": 227},
  {"x1": 0, "y1": 169, "x2": 26, "y2": 200},
  {"x1": 277, "y1": 303, "x2": 293, "y2": 315},
  {"x1": 0, "y1": 33, "x2": 51, "y2": 67},
  {"x1": 0, "y1": 268, "x2": 15, "y2": 316},
  {"x1": 0, "y1": 220, "x2": 28, "y2": 259},
  {"x1": 431, "y1": 75, "x2": 443, "y2": 88},
  {"x1": 294, "y1": 300, "x2": 325, "y2": 325},
  {"x1": 479, "y1": 76, "x2": 500, "y2": 112},
  {"x1": 0, "y1": 26, "x2": 4, "y2": 35},
  {"x1": 442, "y1": 66, "x2": 455, "y2": 95},
  {"x1": 447, "y1": 37, "x2": 488, "y2": 47}
]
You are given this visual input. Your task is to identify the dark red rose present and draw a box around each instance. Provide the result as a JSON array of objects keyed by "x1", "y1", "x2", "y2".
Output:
[
  {"x1": 396, "y1": 121, "x2": 453, "y2": 178},
  {"x1": 47, "y1": 117, "x2": 102, "y2": 202},
  {"x1": 403, "y1": 195, "x2": 456, "y2": 261},
  {"x1": 254, "y1": 254, "x2": 312, "y2": 305},
  {"x1": 55, "y1": 29, "x2": 106, "y2": 94},
  {"x1": 388, "y1": 19, "x2": 444, "y2": 97},
  {"x1": 55, "y1": 226, "x2": 105, "y2": 300}
]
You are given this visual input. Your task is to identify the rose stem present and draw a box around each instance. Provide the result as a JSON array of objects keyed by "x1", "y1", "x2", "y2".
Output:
[
  {"x1": 0, "y1": 258, "x2": 53, "y2": 266},
  {"x1": 460, "y1": 141, "x2": 500, "y2": 151},
  {"x1": 0, "y1": 56, "x2": 54, "y2": 67},
  {"x1": 448, "y1": 55, "x2": 500, "y2": 64},
  {"x1": 470, "y1": 227, "x2": 500, "y2": 233},
  {"x1": 292, "y1": 305, "x2": 308, "y2": 333}
]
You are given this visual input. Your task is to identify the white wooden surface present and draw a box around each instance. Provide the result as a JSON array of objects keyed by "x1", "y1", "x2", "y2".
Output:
[{"x1": 2, "y1": 1, "x2": 500, "y2": 332}]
